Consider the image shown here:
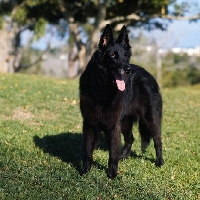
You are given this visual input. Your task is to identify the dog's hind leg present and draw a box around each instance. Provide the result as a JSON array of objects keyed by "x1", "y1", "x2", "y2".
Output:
[
  {"x1": 139, "y1": 119, "x2": 164, "y2": 167},
  {"x1": 151, "y1": 123, "x2": 164, "y2": 167},
  {"x1": 120, "y1": 116, "x2": 135, "y2": 159},
  {"x1": 80, "y1": 121, "x2": 98, "y2": 175}
]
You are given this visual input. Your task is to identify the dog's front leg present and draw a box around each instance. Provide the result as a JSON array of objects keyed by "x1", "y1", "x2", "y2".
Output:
[
  {"x1": 106, "y1": 125, "x2": 121, "y2": 179},
  {"x1": 80, "y1": 121, "x2": 97, "y2": 176}
]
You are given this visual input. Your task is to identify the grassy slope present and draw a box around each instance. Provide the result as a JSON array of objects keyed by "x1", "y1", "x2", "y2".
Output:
[{"x1": 0, "y1": 73, "x2": 199, "y2": 200}]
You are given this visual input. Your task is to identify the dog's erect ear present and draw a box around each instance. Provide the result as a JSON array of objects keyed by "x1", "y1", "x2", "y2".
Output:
[
  {"x1": 116, "y1": 25, "x2": 130, "y2": 48},
  {"x1": 98, "y1": 24, "x2": 114, "y2": 49}
]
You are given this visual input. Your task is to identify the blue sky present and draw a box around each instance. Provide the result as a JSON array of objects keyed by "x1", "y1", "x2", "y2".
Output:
[
  {"x1": 26, "y1": 20, "x2": 200, "y2": 50},
  {"x1": 143, "y1": 20, "x2": 200, "y2": 48},
  {"x1": 142, "y1": 0, "x2": 200, "y2": 48}
]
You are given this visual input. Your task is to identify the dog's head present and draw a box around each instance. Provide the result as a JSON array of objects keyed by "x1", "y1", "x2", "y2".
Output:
[{"x1": 98, "y1": 24, "x2": 132, "y2": 91}]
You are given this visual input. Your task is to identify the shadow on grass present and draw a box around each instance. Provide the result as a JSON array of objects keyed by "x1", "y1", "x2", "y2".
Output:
[
  {"x1": 33, "y1": 132, "x2": 156, "y2": 175},
  {"x1": 33, "y1": 132, "x2": 108, "y2": 173},
  {"x1": 129, "y1": 151, "x2": 155, "y2": 164},
  {"x1": 33, "y1": 132, "x2": 83, "y2": 171}
]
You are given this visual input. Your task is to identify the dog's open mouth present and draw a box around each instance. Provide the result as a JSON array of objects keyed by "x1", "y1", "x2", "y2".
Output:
[{"x1": 114, "y1": 72, "x2": 125, "y2": 91}]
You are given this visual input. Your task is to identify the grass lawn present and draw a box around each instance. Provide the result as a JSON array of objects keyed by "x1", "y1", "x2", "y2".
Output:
[{"x1": 0, "y1": 73, "x2": 199, "y2": 199}]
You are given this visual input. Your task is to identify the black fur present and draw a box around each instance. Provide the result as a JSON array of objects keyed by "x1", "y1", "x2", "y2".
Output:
[{"x1": 79, "y1": 24, "x2": 164, "y2": 179}]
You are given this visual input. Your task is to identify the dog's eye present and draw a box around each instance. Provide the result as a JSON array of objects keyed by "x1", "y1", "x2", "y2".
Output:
[{"x1": 111, "y1": 54, "x2": 116, "y2": 58}]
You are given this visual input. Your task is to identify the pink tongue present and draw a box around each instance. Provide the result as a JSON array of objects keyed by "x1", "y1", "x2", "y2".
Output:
[{"x1": 116, "y1": 79, "x2": 125, "y2": 91}]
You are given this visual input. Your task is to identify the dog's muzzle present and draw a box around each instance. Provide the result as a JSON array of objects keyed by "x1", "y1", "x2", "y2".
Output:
[{"x1": 123, "y1": 64, "x2": 131, "y2": 74}]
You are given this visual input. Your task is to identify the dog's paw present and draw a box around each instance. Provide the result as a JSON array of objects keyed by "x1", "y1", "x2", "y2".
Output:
[
  {"x1": 80, "y1": 168, "x2": 89, "y2": 176},
  {"x1": 155, "y1": 158, "x2": 164, "y2": 167},
  {"x1": 107, "y1": 171, "x2": 117, "y2": 179},
  {"x1": 107, "y1": 164, "x2": 118, "y2": 179},
  {"x1": 80, "y1": 162, "x2": 92, "y2": 175},
  {"x1": 120, "y1": 150, "x2": 131, "y2": 160},
  {"x1": 120, "y1": 146, "x2": 131, "y2": 160}
]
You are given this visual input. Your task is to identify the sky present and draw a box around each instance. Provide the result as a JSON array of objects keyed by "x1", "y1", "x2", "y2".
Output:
[
  {"x1": 143, "y1": 20, "x2": 200, "y2": 48},
  {"x1": 24, "y1": 19, "x2": 200, "y2": 50},
  {"x1": 139, "y1": 0, "x2": 200, "y2": 48}
]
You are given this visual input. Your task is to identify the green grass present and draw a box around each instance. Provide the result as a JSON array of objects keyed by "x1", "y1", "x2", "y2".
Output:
[{"x1": 0, "y1": 73, "x2": 199, "y2": 200}]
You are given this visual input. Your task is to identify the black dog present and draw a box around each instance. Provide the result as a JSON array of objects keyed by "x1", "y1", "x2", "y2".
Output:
[{"x1": 79, "y1": 24, "x2": 164, "y2": 178}]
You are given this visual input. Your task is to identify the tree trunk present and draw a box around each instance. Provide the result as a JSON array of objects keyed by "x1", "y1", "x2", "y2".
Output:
[
  {"x1": 57, "y1": 0, "x2": 109, "y2": 77},
  {"x1": 68, "y1": 0, "x2": 109, "y2": 77},
  {"x1": 86, "y1": 0, "x2": 109, "y2": 63},
  {"x1": 67, "y1": 22, "x2": 86, "y2": 77},
  {"x1": 0, "y1": 22, "x2": 16, "y2": 73},
  {"x1": 156, "y1": 50, "x2": 162, "y2": 88}
]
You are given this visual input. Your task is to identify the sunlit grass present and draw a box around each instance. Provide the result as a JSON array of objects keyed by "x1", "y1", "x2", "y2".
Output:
[{"x1": 0, "y1": 73, "x2": 199, "y2": 199}]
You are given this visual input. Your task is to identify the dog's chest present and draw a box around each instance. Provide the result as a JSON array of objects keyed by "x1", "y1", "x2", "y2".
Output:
[{"x1": 80, "y1": 94, "x2": 123, "y2": 126}]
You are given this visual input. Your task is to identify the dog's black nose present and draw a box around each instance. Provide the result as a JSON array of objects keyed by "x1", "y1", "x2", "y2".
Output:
[{"x1": 124, "y1": 66, "x2": 131, "y2": 74}]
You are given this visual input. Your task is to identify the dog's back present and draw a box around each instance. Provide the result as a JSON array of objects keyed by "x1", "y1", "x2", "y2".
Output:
[{"x1": 79, "y1": 24, "x2": 164, "y2": 178}]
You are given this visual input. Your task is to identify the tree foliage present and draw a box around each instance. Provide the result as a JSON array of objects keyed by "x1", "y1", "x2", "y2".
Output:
[
  {"x1": 1, "y1": 0, "x2": 198, "y2": 40},
  {"x1": 0, "y1": 0, "x2": 200, "y2": 75}
]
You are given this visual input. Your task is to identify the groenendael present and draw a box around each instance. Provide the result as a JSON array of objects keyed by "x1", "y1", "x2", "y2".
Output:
[{"x1": 79, "y1": 24, "x2": 164, "y2": 178}]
